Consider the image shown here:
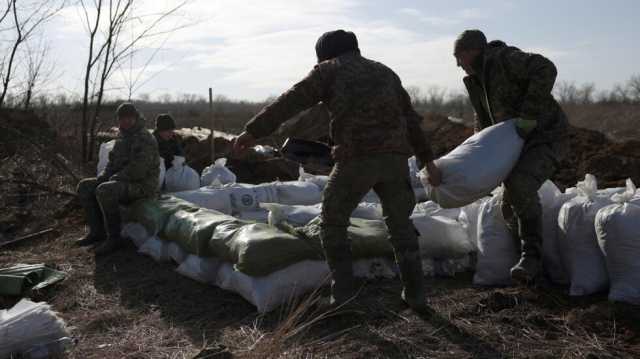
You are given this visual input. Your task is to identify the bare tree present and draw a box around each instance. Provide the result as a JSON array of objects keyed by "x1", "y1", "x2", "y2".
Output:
[
  {"x1": 79, "y1": 0, "x2": 190, "y2": 161},
  {"x1": 627, "y1": 74, "x2": 640, "y2": 102},
  {"x1": 0, "y1": 0, "x2": 65, "y2": 108},
  {"x1": 21, "y1": 38, "x2": 56, "y2": 109}
]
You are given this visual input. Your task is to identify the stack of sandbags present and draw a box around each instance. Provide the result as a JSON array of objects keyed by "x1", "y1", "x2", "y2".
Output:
[
  {"x1": 558, "y1": 174, "x2": 613, "y2": 296},
  {"x1": 420, "y1": 120, "x2": 524, "y2": 208},
  {"x1": 595, "y1": 179, "x2": 640, "y2": 304}
]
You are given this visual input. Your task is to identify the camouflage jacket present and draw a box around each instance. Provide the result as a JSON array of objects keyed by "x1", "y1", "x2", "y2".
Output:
[
  {"x1": 153, "y1": 130, "x2": 184, "y2": 169},
  {"x1": 98, "y1": 116, "x2": 160, "y2": 197},
  {"x1": 464, "y1": 41, "x2": 568, "y2": 154},
  {"x1": 244, "y1": 52, "x2": 433, "y2": 163}
]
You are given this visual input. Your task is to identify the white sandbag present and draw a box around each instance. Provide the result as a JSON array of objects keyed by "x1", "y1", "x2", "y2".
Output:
[
  {"x1": 274, "y1": 181, "x2": 323, "y2": 205},
  {"x1": 413, "y1": 186, "x2": 428, "y2": 202},
  {"x1": 260, "y1": 203, "x2": 322, "y2": 226},
  {"x1": 168, "y1": 242, "x2": 189, "y2": 264},
  {"x1": 411, "y1": 212, "x2": 474, "y2": 260},
  {"x1": 413, "y1": 201, "x2": 461, "y2": 219},
  {"x1": 352, "y1": 202, "x2": 383, "y2": 220},
  {"x1": 473, "y1": 191, "x2": 518, "y2": 286},
  {"x1": 0, "y1": 299, "x2": 70, "y2": 358},
  {"x1": 175, "y1": 255, "x2": 222, "y2": 284},
  {"x1": 228, "y1": 183, "x2": 278, "y2": 212},
  {"x1": 596, "y1": 180, "x2": 640, "y2": 304},
  {"x1": 408, "y1": 156, "x2": 422, "y2": 188},
  {"x1": 538, "y1": 181, "x2": 577, "y2": 284},
  {"x1": 558, "y1": 174, "x2": 611, "y2": 296},
  {"x1": 201, "y1": 158, "x2": 237, "y2": 186},
  {"x1": 138, "y1": 236, "x2": 172, "y2": 262},
  {"x1": 298, "y1": 167, "x2": 329, "y2": 191},
  {"x1": 458, "y1": 197, "x2": 489, "y2": 250},
  {"x1": 236, "y1": 209, "x2": 269, "y2": 223},
  {"x1": 122, "y1": 222, "x2": 151, "y2": 247},
  {"x1": 97, "y1": 139, "x2": 165, "y2": 191},
  {"x1": 172, "y1": 187, "x2": 233, "y2": 214},
  {"x1": 164, "y1": 156, "x2": 200, "y2": 193},
  {"x1": 419, "y1": 120, "x2": 524, "y2": 208}
]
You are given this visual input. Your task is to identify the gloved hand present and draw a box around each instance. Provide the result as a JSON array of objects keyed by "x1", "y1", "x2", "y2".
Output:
[{"x1": 514, "y1": 117, "x2": 537, "y2": 139}]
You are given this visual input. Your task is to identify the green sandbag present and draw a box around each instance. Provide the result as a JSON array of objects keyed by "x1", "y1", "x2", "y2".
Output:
[
  {"x1": 298, "y1": 216, "x2": 394, "y2": 259},
  {"x1": 226, "y1": 223, "x2": 323, "y2": 276},
  {"x1": 126, "y1": 195, "x2": 198, "y2": 235},
  {"x1": 0, "y1": 264, "x2": 65, "y2": 296},
  {"x1": 162, "y1": 208, "x2": 241, "y2": 257}
]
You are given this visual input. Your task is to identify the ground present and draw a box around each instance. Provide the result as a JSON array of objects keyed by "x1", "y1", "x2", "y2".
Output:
[{"x1": 1, "y1": 210, "x2": 639, "y2": 359}]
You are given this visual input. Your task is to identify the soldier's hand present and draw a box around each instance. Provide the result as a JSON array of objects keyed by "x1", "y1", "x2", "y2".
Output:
[
  {"x1": 232, "y1": 131, "x2": 256, "y2": 157},
  {"x1": 425, "y1": 161, "x2": 442, "y2": 187}
]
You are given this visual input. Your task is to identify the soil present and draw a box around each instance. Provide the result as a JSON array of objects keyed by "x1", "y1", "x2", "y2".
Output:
[{"x1": 1, "y1": 109, "x2": 640, "y2": 358}]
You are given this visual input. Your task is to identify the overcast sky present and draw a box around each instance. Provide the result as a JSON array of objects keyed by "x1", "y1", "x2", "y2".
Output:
[{"x1": 42, "y1": 0, "x2": 640, "y2": 102}]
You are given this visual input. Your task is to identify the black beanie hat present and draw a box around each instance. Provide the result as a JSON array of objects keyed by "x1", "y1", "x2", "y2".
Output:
[
  {"x1": 116, "y1": 102, "x2": 139, "y2": 118},
  {"x1": 315, "y1": 30, "x2": 359, "y2": 63},
  {"x1": 454, "y1": 29, "x2": 487, "y2": 54},
  {"x1": 155, "y1": 113, "x2": 176, "y2": 131}
]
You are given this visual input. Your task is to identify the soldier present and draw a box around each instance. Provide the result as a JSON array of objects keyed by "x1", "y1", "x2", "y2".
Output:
[
  {"x1": 233, "y1": 30, "x2": 441, "y2": 313},
  {"x1": 153, "y1": 113, "x2": 184, "y2": 170},
  {"x1": 76, "y1": 103, "x2": 160, "y2": 255},
  {"x1": 453, "y1": 30, "x2": 568, "y2": 282}
]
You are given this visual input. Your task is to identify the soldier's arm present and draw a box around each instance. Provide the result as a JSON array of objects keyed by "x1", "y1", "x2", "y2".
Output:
[
  {"x1": 244, "y1": 65, "x2": 333, "y2": 139},
  {"x1": 111, "y1": 136, "x2": 158, "y2": 182},
  {"x1": 503, "y1": 48, "x2": 558, "y2": 123},
  {"x1": 400, "y1": 85, "x2": 434, "y2": 165}
]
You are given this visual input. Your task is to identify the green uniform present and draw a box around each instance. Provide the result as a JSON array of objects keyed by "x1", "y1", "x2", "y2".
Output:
[
  {"x1": 463, "y1": 40, "x2": 569, "y2": 260},
  {"x1": 245, "y1": 51, "x2": 433, "y2": 304},
  {"x1": 77, "y1": 115, "x2": 160, "y2": 240}
]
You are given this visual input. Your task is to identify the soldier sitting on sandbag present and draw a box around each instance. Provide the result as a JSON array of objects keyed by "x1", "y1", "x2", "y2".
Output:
[
  {"x1": 76, "y1": 103, "x2": 160, "y2": 255},
  {"x1": 233, "y1": 30, "x2": 441, "y2": 314},
  {"x1": 153, "y1": 113, "x2": 184, "y2": 170},
  {"x1": 453, "y1": 30, "x2": 569, "y2": 283}
]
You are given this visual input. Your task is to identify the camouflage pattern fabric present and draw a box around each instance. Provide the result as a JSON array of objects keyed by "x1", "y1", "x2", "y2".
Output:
[
  {"x1": 154, "y1": 131, "x2": 184, "y2": 169},
  {"x1": 244, "y1": 51, "x2": 434, "y2": 165}
]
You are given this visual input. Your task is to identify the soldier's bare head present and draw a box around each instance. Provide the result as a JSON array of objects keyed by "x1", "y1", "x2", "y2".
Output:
[
  {"x1": 454, "y1": 29, "x2": 486, "y2": 76},
  {"x1": 315, "y1": 30, "x2": 359, "y2": 63},
  {"x1": 116, "y1": 102, "x2": 139, "y2": 131}
]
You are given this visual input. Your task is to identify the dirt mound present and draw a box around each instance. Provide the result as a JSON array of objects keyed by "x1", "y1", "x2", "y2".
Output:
[{"x1": 423, "y1": 113, "x2": 640, "y2": 188}]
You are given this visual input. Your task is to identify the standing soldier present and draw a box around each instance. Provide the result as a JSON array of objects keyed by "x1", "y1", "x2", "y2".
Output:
[
  {"x1": 233, "y1": 30, "x2": 440, "y2": 313},
  {"x1": 76, "y1": 103, "x2": 160, "y2": 255},
  {"x1": 153, "y1": 113, "x2": 184, "y2": 170},
  {"x1": 453, "y1": 30, "x2": 568, "y2": 282}
]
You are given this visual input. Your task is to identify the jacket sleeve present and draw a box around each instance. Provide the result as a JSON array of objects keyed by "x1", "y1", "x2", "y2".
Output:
[
  {"x1": 97, "y1": 143, "x2": 118, "y2": 183},
  {"x1": 244, "y1": 64, "x2": 333, "y2": 139},
  {"x1": 111, "y1": 135, "x2": 158, "y2": 182},
  {"x1": 502, "y1": 48, "x2": 558, "y2": 123},
  {"x1": 399, "y1": 84, "x2": 434, "y2": 164}
]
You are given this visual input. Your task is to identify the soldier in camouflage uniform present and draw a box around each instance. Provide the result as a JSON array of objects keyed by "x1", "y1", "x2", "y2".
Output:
[
  {"x1": 454, "y1": 30, "x2": 569, "y2": 282},
  {"x1": 153, "y1": 113, "x2": 184, "y2": 170},
  {"x1": 76, "y1": 103, "x2": 160, "y2": 255},
  {"x1": 233, "y1": 30, "x2": 440, "y2": 313}
]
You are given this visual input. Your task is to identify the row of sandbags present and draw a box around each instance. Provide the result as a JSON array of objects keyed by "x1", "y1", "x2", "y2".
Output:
[{"x1": 473, "y1": 175, "x2": 640, "y2": 304}]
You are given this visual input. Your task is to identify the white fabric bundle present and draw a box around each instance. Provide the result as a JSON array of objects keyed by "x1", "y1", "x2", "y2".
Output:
[
  {"x1": 201, "y1": 158, "x2": 237, "y2": 186},
  {"x1": 596, "y1": 179, "x2": 640, "y2": 304},
  {"x1": 420, "y1": 120, "x2": 524, "y2": 208},
  {"x1": 558, "y1": 174, "x2": 612, "y2": 296},
  {"x1": 164, "y1": 156, "x2": 200, "y2": 193}
]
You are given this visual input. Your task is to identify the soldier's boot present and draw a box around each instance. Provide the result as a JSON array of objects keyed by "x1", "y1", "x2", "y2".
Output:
[
  {"x1": 76, "y1": 202, "x2": 106, "y2": 246},
  {"x1": 396, "y1": 250, "x2": 428, "y2": 314},
  {"x1": 319, "y1": 243, "x2": 360, "y2": 311},
  {"x1": 94, "y1": 209, "x2": 124, "y2": 256},
  {"x1": 510, "y1": 216, "x2": 543, "y2": 284}
]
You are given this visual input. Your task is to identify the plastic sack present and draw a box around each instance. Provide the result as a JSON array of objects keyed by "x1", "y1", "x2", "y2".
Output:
[
  {"x1": 596, "y1": 179, "x2": 640, "y2": 304},
  {"x1": 228, "y1": 183, "x2": 278, "y2": 213},
  {"x1": 172, "y1": 186, "x2": 233, "y2": 214},
  {"x1": 98, "y1": 139, "x2": 165, "y2": 191},
  {"x1": 201, "y1": 158, "x2": 237, "y2": 186},
  {"x1": 0, "y1": 299, "x2": 69, "y2": 358},
  {"x1": 164, "y1": 156, "x2": 200, "y2": 193},
  {"x1": 558, "y1": 174, "x2": 611, "y2": 296},
  {"x1": 162, "y1": 208, "x2": 238, "y2": 257},
  {"x1": 419, "y1": 120, "x2": 524, "y2": 208},
  {"x1": 126, "y1": 195, "x2": 198, "y2": 236},
  {"x1": 473, "y1": 191, "x2": 518, "y2": 286},
  {"x1": 175, "y1": 255, "x2": 222, "y2": 284},
  {"x1": 274, "y1": 181, "x2": 323, "y2": 205},
  {"x1": 408, "y1": 156, "x2": 423, "y2": 188},
  {"x1": 411, "y1": 212, "x2": 474, "y2": 260},
  {"x1": 458, "y1": 197, "x2": 489, "y2": 250},
  {"x1": 138, "y1": 236, "x2": 173, "y2": 262},
  {"x1": 298, "y1": 167, "x2": 329, "y2": 191}
]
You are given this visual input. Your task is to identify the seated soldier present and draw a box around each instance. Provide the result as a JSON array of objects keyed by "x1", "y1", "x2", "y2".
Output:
[
  {"x1": 76, "y1": 103, "x2": 160, "y2": 255},
  {"x1": 153, "y1": 113, "x2": 184, "y2": 169}
]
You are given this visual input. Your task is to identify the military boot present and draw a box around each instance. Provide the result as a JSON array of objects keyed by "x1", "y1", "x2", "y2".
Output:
[
  {"x1": 77, "y1": 194, "x2": 107, "y2": 246},
  {"x1": 322, "y1": 242, "x2": 359, "y2": 309},
  {"x1": 396, "y1": 250, "x2": 428, "y2": 314},
  {"x1": 94, "y1": 209, "x2": 124, "y2": 256},
  {"x1": 510, "y1": 215, "x2": 543, "y2": 284}
]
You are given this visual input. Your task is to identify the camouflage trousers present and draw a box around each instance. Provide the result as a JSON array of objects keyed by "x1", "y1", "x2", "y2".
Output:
[
  {"x1": 76, "y1": 178, "x2": 144, "y2": 239},
  {"x1": 502, "y1": 144, "x2": 557, "y2": 258},
  {"x1": 320, "y1": 153, "x2": 420, "y2": 298}
]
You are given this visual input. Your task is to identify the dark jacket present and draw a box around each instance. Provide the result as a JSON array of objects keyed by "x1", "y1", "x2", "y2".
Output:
[
  {"x1": 244, "y1": 51, "x2": 433, "y2": 164},
  {"x1": 153, "y1": 131, "x2": 184, "y2": 169}
]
